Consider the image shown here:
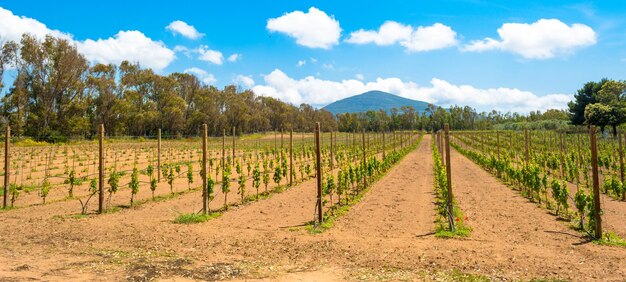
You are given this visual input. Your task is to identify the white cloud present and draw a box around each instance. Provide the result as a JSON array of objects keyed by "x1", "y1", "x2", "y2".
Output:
[
  {"x1": 166, "y1": 20, "x2": 204, "y2": 40},
  {"x1": 174, "y1": 45, "x2": 193, "y2": 58},
  {"x1": 355, "y1": 74, "x2": 365, "y2": 80},
  {"x1": 0, "y1": 7, "x2": 71, "y2": 42},
  {"x1": 267, "y1": 7, "x2": 341, "y2": 49},
  {"x1": 297, "y1": 60, "x2": 306, "y2": 67},
  {"x1": 234, "y1": 75, "x2": 255, "y2": 88},
  {"x1": 346, "y1": 21, "x2": 458, "y2": 52},
  {"x1": 346, "y1": 21, "x2": 412, "y2": 45},
  {"x1": 184, "y1": 67, "x2": 216, "y2": 84},
  {"x1": 401, "y1": 23, "x2": 458, "y2": 52},
  {"x1": 252, "y1": 69, "x2": 572, "y2": 113},
  {"x1": 0, "y1": 7, "x2": 176, "y2": 71},
  {"x1": 77, "y1": 31, "x2": 176, "y2": 71},
  {"x1": 310, "y1": 57, "x2": 318, "y2": 63},
  {"x1": 462, "y1": 19, "x2": 596, "y2": 59},
  {"x1": 196, "y1": 45, "x2": 223, "y2": 65},
  {"x1": 227, "y1": 53, "x2": 241, "y2": 62}
]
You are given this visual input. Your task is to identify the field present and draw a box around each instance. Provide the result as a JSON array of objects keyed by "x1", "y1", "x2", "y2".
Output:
[{"x1": 1, "y1": 129, "x2": 625, "y2": 281}]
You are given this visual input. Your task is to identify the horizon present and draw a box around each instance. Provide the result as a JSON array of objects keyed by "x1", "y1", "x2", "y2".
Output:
[{"x1": 1, "y1": 2, "x2": 624, "y2": 113}]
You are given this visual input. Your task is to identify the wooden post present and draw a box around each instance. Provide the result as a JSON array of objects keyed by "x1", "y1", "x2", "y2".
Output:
[
  {"x1": 496, "y1": 131, "x2": 500, "y2": 157},
  {"x1": 621, "y1": 131, "x2": 626, "y2": 201},
  {"x1": 362, "y1": 129, "x2": 367, "y2": 190},
  {"x1": 222, "y1": 129, "x2": 226, "y2": 170},
  {"x1": 157, "y1": 128, "x2": 161, "y2": 182},
  {"x1": 382, "y1": 131, "x2": 386, "y2": 159},
  {"x1": 3, "y1": 126, "x2": 9, "y2": 208},
  {"x1": 560, "y1": 133, "x2": 565, "y2": 179},
  {"x1": 314, "y1": 123, "x2": 323, "y2": 224},
  {"x1": 524, "y1": 128, "x2": 530, "y2": 163},
  {"x1": 231, "y1": 126, "x2": 235, "y2": 165},
  {"x1": 444, "y1": 124, "x2": 454, "y2": 232},
  {"x1": 98, "y1": 124, "x2": 105, "y2": 214},
  {"x1": 439, "y1": 131, "x2": 444, "y2": 165},
  {"x1": 330, "y1": 130, "x2": 334, "y2": 169},
  {"x1": 289, "y1": 129, "x2": 293, "y2": 186},
  {"x1": 590, "y1": 126, "x2": 602, "y2": 239},
  {"x1": 202, "y1": 124, "x2": 208, "y2": 214}
]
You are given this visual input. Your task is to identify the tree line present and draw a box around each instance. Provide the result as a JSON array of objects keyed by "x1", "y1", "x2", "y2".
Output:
[
  {"x1": 568, "y1": 78, "x2": 626, "y2": 136},
  {"x1": 0, "y1": 34, "x2": 338, "y2": 141},
  {"x1": 336, "y1": 104, "x2": 570, "y2": 132}
]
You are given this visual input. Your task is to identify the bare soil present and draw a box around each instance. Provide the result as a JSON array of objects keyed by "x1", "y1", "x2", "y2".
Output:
[{"x1": 0, "y1": 135, "x2": 624, "y2": 281}]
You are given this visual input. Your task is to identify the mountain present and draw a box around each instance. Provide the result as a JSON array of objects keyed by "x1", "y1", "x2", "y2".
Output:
[{"x1": 322, "y1": 90, "x2": 431, "y2": 115}]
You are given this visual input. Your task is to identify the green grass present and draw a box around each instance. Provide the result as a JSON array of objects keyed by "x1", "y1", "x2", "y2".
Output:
[
  {"x1": 435, "y1": 269, "x2": 490, "y2": 282},
  {"x1": 593, "y1": 231, "x2": 626, "y2": 247},
  {"x1": 435, "y1": 226, "x2": 471, "y2": 238},
  {"x1": 173, "y1": 212, "x2": 221, "y2": 224}
]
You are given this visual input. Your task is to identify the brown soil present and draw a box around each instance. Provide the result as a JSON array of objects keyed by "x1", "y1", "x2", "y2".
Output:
[{"x1": 0, "y1": 135, "x2": 624, "y2": 281}]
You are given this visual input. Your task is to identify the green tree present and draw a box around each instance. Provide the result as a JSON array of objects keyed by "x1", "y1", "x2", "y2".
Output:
[
  {"x1": 584, "y1": 103, "x2": 614, "y2": 133},
  {"x1": 568, "y1": 79, "x2": 609, "y2": 126}
]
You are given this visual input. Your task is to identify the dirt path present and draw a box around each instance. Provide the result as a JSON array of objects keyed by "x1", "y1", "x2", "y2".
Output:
[
  {"x1": 331, "y1": 135, "x2": 435, "y2": 238},
  {"x1": 1, "y1": 135, "x2": 626, "y2": 281}
]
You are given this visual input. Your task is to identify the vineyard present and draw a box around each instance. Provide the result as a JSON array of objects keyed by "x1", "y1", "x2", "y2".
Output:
[
  {"x1": 0, "y1": 126, "x2": 625, "y2": 281},
  {"x1": 0, "y1": 126, "x2": 417, "y2": 219},
  {"x1": 451, "y1": 128, "x2": 626, "y2": 240}
]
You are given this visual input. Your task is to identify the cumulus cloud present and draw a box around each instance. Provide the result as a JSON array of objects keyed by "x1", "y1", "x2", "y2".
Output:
[
  {"x1": 227, "y1": 53, "x2": 241, "y2": 62},
  {"x1": 196, "y1": 45, "x2": 223, "y2": 65},
  {"x1": 0, "y1": 7, "x2": 71, "y2": 42},
  {"x1": 173, "y1": 45, "x2": 192, "y2": 58},
  {"x1": 166, "y1": 20, "x2": 204, "y2": 40},
  {"x1": 77, "y1": 31, "x2": 176, "y2": 71},
  {"x1": 267, "y1": 7, "x2": 341, "y2": 49},
  {"x1": 234, "y1": 75, "x2": 255, "y2": 88},
  {"x1": 184, "y1": 67, "x2": 216, "y2": 84},
  {"x1": 462, "y1": 19, "x2": 596, "y2": 59},
  {"x1": 346, "y1": 21, "x2": 458, "y2": 52},
  {"x1": 252, "y1": 69, "x2": 572, "y2": 113},
  {"x1": 0, "y1": 7, "x2": 176, "y2": 71},
  {"x1": 297, "y1": 60, "x2": 306, "y2": 67}
]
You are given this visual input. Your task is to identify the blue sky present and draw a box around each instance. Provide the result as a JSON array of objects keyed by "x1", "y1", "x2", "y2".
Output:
[{"x1": 1, "y1": 1, "x2": 625, "y2": 113}]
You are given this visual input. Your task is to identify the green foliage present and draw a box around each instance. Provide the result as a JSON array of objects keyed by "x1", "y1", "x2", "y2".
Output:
[
  {"x1": 252, "y1": 164, "x2": 261, "y2": 197},
  {"x1": 107, "y1": 170, "x2": 120, "y2": 208},
  {"x1": 9, "y1": 183, "x2": 22, "y2": 207},
  {"x1": 206, "y1": 175, "x2": 215, "y2": 202},
  {"x1": 163, "y1": 164, "x2": 176, "y2": 194},
  {"x1": 238, "y1": 172, "x2": 246, "y2": 203},
  {"x1": 574, "y1": 188, "x2": 589, "y2": 230},
  {"x1": 40, "y1": 179, "x2": 51, "y2": 204},
  {"x1": 273, "y1": 165, "x2": 282, "y2": 185},
  {"x1": 186, "y1": 163, "x2": 194, "y2": 190},
  {"x1": 173, "y1": 213, "x2": 218, "y2": 224},
  {"x1": 262, "y1": 161, "x2": 270, "y2": 192},
  {"x1": 129, "y1": 166, "x2": 139, "y2": 205},
  {"x1": 550, "y1": 179, "x2": 569, "y2": 217},
  {"x1": 222, "y1": 164, "x2": 231, "y2": 209},
  {"x1": 67, "y1": 169, "x2": 77, "y2": 198}
]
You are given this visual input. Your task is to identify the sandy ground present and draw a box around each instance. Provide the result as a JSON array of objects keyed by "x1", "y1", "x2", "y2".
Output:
[{"x1": 0, "y1": 135, "x2": 625, "y2": 281}]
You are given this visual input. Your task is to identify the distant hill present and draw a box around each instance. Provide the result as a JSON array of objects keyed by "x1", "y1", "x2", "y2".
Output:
[{"x1": 322, "y1": 90, "x2": 431, "y2": 115}]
